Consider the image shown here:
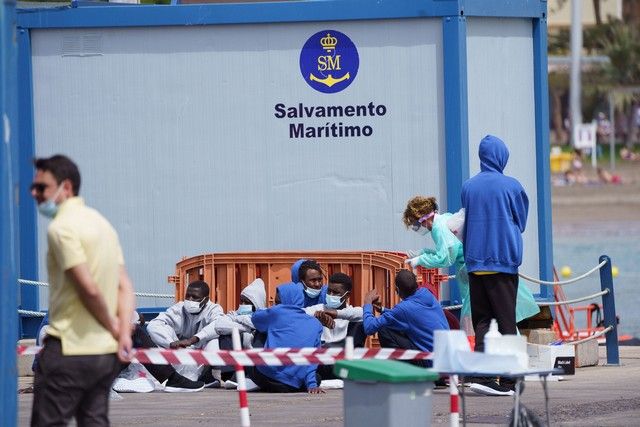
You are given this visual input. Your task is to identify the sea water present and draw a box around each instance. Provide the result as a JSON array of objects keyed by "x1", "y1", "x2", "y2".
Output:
[{"x1": 553, "y1": 220, "x2": 640, "y2": 338}]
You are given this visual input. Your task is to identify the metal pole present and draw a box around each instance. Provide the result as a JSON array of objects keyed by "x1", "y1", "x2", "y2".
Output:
[
  {"x1": 609, "y1": 93, "x2": 615, "y2": 171},
  {"x1": 1, "y1": 0, "x2": 19, "y2": 422},
  {"x1": 598, "y1": 255, "x2": 620, "y2": 365},
  {"x1": 569, "y1": 0, "x2": 583, "y2": 145}
]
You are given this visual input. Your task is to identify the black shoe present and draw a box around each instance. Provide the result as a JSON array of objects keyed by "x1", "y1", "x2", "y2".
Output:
[
  {"x1": 163, "y1": 373, "x2": 205, "y2": 393},
  {"x1": 469, "y1": 380, "x2": 514, "y2": 396},
  {"x1": 434, "y1": 378, "x2": 448, "y2": 389},
  {"x1": 500, "y1": 378, "x2": 524, "y2": 395},
  {"x1": 198, "y1": 367, "x2": 222, "y2": 388}
]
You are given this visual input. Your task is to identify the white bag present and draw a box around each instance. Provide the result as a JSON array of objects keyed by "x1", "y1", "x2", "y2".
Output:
[{"x1": 446, "y1": 208, "x2": 465, "y2": 242}]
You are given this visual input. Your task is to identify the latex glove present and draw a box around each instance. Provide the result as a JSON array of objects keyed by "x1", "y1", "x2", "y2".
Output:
[
  {"x1": 405, "y1": 257, "x2": 420, "y2": 269},
  {"x1": 406, "y1": 249, "x2": 421, "y2": 258}
]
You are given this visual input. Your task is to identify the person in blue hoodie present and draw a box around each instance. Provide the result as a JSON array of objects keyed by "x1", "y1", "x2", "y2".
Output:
[
  {"x1": 362, "y1": 269, "x2": 449, "y2": 355},
  {"x1": 249, "y1": 302, "x2": 324, "y2": 393},
  {"x1": 276, "y1": 259, "x2": 327, "y2": 308},
  {"x1": 461, "y1": 134, "x2": 529, "y2": 396}
]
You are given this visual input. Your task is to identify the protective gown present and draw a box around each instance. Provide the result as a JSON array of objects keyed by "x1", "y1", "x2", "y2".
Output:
[{"x1": 410, "y1": 211, "x2": 539, "y2": 335}]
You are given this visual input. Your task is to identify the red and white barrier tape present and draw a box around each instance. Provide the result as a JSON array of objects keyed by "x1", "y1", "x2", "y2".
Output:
[
  {"x1": 17, "y1": 345, "x2": 432, "y2": 366},
  {"x1": 449, "y1": 375, "x2": 459, "y2": 427}
]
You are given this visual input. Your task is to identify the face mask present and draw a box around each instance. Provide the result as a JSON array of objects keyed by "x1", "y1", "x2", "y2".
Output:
[
  {"x1": 325, "y1": 293, "x2": 345, "y2": 309},
  {"x1": 417, "y1": 226, "x2": 430, "y2": 236},
  {"x1": 237, "y1": 304, "x2": 253, "y2": 315},
  {"x1": 37, "y1": 185, "x2": 64, "y2": 219},
  {"x1": 184, "y1": 298, "x2": 206, "y2": 314},
  {"x1": 304, "y1": 285, "x2": 321, "y2": 298}
]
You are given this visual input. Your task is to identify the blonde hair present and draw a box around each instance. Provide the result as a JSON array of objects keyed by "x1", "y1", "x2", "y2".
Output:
[{"x1": 402, "y1": 196, "x2": 438, "y2": 228}]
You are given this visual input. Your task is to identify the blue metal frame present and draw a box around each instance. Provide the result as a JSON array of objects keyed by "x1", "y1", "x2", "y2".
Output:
[
  {"x1": 18, "y1": 28, "x2": 39, "y2": 310},
  {"x1": 442, "y1": 15, "x2": 469, "y2": 305},
  {"x1": 599, "y1": 255, "x2": 619, "y2": 365},
  {"x1": 17, "y1": 0, "x2": 545, "y2": 29},
  {"x1": 533, "y1": 15, "x2": 553, "y2": 298},
  {"x1": 464, "y1": 0, "x2": 546, "y2": 18},
  {"x1": 1, "y1": 0, "x2": 20, "y2": 422}
]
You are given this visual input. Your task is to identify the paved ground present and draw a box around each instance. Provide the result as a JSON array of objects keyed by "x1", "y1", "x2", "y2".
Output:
[{"x1": 17, "y1": 346, "x2": 640, "y2": 426}]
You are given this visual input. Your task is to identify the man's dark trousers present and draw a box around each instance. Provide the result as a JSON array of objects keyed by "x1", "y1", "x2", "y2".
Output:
[
  {"x1": 469, "y1": 272, "x2": 519, "y2": 352},
  {"x1": 31, "y1": 337, "x2": 120, "y2": 427}
]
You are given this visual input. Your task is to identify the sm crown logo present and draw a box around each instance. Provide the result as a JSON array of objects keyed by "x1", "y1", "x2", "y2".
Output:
[{"x1": 300, "y1": 30, "x2": 359, "y2": 94}]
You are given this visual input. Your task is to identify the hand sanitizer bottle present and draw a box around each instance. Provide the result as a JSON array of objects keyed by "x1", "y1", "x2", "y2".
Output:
[{"x1": 485, "y1": 319, "x2": 501, "y2": 354}]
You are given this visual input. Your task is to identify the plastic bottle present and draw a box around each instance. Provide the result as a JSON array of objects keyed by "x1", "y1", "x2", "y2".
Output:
[{"x1": 484, "y1": 318, "x2": 502, "y2": 354}]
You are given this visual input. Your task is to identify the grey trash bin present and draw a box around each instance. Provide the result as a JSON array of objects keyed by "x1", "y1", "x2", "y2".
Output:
[{"x1": 334, "y1": 359, "x2": 439, "y2": 427}]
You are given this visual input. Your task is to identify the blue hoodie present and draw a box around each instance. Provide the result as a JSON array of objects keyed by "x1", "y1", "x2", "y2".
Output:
[
  {"x1": 276, "y1": 259, "x2": 327, "y2": 307},
  {"x1": 461, "y1": 135, "x2": 529, "y2": 274},
  {"x1": 252, "y1": 305, "x2": 323, "y2": 390},
  {"x1": 363, "y1": 288, "x2": 449, "y2": 352}
]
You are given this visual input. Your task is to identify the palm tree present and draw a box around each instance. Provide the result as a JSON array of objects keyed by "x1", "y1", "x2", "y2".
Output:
[{"x1": 595, "y1": 19, "x2": 640, "y2": 145}]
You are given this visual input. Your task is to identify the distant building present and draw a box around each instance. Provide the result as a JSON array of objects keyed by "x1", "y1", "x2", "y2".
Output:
[{"x1": 547, "y1": 0, "x2": 622, "y2": 28}]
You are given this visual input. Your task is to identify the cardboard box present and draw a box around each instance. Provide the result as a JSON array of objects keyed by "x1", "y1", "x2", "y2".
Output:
[{"x1": 527, "y1": 343, "x2": 575, "y2": 375}]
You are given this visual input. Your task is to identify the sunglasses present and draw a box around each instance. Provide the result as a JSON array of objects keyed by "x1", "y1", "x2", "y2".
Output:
[{"x1": 30, "y1": 183, "x2": 48, "y2": 193}]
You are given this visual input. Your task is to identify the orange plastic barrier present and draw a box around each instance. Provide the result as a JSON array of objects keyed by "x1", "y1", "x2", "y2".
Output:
[{"x1": 167, "y1": 251, "x2": 448, "y2": 312}]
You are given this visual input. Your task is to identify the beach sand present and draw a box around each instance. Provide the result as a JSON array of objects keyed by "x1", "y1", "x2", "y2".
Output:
[{"x1": 552, "y1": 161, "x2": 640, "y2": 224}]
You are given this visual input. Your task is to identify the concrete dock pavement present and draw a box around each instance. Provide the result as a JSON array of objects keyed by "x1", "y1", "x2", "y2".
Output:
[{"x1": 18, "y1": 346, "x2": 640, "y2": 426}]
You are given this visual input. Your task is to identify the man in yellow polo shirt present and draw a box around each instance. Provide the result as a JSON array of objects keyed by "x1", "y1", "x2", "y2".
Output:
[{"x1": 30, "y1": 155, "x2": 135, "y2": 426}]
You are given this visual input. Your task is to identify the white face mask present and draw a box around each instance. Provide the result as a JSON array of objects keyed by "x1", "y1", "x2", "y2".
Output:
[
  {"x1": 184, "y1": 298, "x2": 206, "y2": 314},
  {"x1": 417, "y1": 226, "x2": 430, "y2": 236}
]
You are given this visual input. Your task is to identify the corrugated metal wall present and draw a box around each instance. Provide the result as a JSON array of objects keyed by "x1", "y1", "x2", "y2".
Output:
[
  {"x1": 31, "y1": 19, "x2": 446, "y2": 304},
  {"x1": 466, "y1": 18, "x2": 540, "y2": 293}
]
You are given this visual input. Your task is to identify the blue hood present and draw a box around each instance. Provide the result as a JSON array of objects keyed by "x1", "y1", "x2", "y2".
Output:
[
  {"x1": 479, "y1": 135, "x2": 509, "y2": 173},
  {"x1": 290, "y1": 258, "x2": 306, "y2": 282},
  {"x1": 277, "y1": 282, "x2": 305, "y2": 306},
  {"x1": 275, "y1": 259, "x2": 307, "y2": 306}
]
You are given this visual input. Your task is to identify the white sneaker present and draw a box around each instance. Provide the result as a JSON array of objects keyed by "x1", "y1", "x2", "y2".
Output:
[
  {"x1": 112, "y1": 377, "x2": 154, "y2": 393},
  {"x1": 245, "y1": 378, "x2": 260, "y2": 392},
  {"x1": 469, "y1": 381, "x2": 514, "y2": 397},
  {"x1": 320, "y1": 379, "x2": 344, "y2": 389},
  {"x1": 223, "y1": 379, "x2": 259, "y2": 391},
  {"x1": 224, "y1": 380, "x2": 238, "y2": 390}
]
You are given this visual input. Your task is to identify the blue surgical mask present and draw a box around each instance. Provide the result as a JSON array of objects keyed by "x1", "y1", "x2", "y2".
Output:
[
  {"x1": 237, "y1": 304, "x2": 253, "y2": 315},
  {"x1": 325, "y1": 293, "x2": 345, "y2": 309},
  {"x1": 304, "y1": 285, "x2": 321, "y2": 298},
  {"x1": 37, "y1": 185, "x2": 63, "y2": 219}
]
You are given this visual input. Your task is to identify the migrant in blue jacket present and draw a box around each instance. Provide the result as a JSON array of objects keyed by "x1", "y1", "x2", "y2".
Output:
[
  {"x1": 362, "y1": 288, "x2": 449, "y2": 352},
  {"x1": 461, "y1": 135, "x2": 529, "y2": 274},
  {"x1": 276, "y1": 259, "x2": 327, "y2": 307},
  {"x1": 251, "y1": 304, "x2": 323, "y2": 390}
]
